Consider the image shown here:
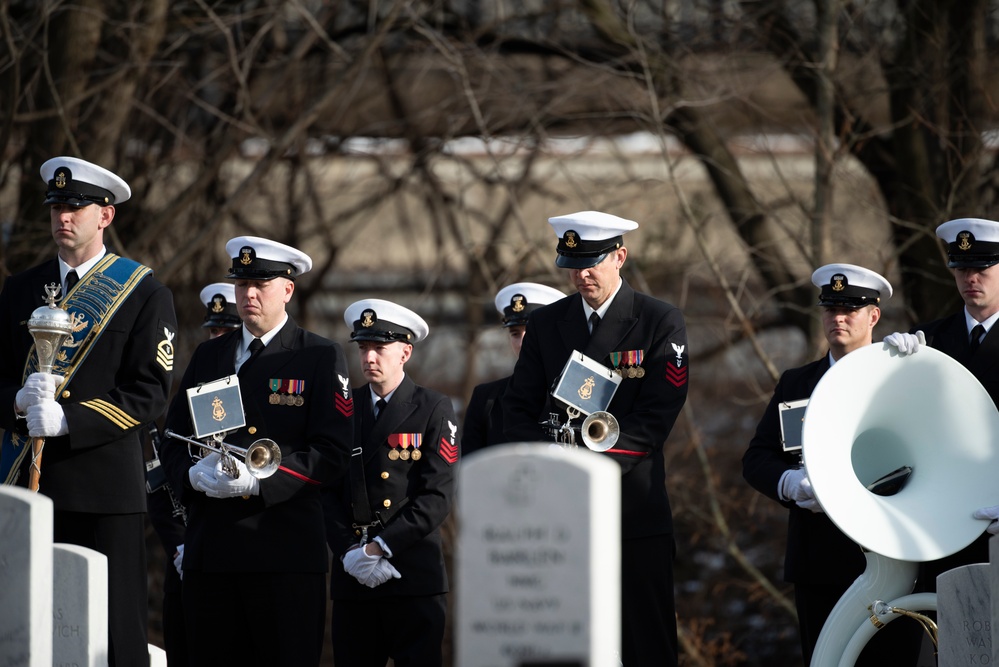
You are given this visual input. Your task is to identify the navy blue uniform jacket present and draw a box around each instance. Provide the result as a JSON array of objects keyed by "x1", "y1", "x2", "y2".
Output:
[
  {"x1": 0, "y1": 257, "x2": 176, "y2": 513},
  {"x1": 325, "y1": 375, "x2": 458, "y2": 599},
  {"x1": 161, "y1": 318, "x2": 352, "y2": 573},
  {"x1": 461, "y1": 375, "x2": 509, "y2": 456},
  {"x1": 502, "y1": 279, "x2": 688, "y2": 539},
  {"x1": 741, "y1": 356, "x2": 868, "y2": 586}
]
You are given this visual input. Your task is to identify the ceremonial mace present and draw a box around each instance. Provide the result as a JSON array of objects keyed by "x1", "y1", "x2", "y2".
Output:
[{"x1": 26, "y1": 283, "x2": 74, "y2": 492}]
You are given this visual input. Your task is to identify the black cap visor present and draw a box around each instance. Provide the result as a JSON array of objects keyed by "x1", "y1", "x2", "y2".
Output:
[
  {"x1": 556, "y1": 251, "x2": 609, "y2": 269},
  {"x1": 226, "y1": 258, "x2": 296, "y2": 281},
  {"x1": 350, "y1": 329, "x2": 413, "y2": 343},
  {"x1": 947, "y1": 254, "x2": 999, "y2": 269}
]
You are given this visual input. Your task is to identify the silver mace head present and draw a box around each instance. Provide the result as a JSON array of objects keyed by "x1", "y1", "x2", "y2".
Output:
[{"x1": 27, "y1": 283, "x2": 75, "y2": 373}]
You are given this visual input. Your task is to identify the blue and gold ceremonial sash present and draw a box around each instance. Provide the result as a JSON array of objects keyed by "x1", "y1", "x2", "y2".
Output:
[{"x1": 1, "y1": 254, "x2": 151, "y2": 484}]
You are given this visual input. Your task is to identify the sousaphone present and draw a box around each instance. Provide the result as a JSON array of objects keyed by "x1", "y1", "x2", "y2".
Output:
[{"x1": 801, "y1": 343, "x2": 999, "y2": 667}]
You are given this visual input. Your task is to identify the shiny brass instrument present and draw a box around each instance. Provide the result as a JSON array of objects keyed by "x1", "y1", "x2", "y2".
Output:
[
  {"x1": 164, "y1": 429, "x2": 281, "y2": 479},
  {"x1": 580, "y1": 411, "x2": 619, "y2": 452},
  {"x1": 803, "y1": 344, "x2": 999, "y2": 666},
  {"x1": 541, "y1": 407, "x2": 620, "y2": 452}
]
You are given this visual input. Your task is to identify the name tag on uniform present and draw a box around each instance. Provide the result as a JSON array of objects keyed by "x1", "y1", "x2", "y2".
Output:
[
  {"x1": 551, "y1": 350, "x2": 622, "y2": 416},
  {"x1": 187, "y1": 375, "x2": 246, "y2": 438},
  {"x1": 778, "y1": 398, "x2": 808, "y2": 453}
]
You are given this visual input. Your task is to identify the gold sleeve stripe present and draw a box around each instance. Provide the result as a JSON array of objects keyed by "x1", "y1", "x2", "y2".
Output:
[{"x1": 79, "y1": 399, "x2": 140, "y2": 430}]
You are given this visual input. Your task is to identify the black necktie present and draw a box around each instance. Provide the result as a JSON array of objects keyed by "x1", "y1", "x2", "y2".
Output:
[
  {"x1": 374, "y1": 398, "x2": 387, "y2": 421},
  {"x1": 970, "y1": 324, "x2": 986, "y2": 353},
  {"x1": 65, "y1": 270, "x2": 79, "y2": 295},
  {"x1": 239, "y1": 338, "x2": 264, "y2": 375},
  {"x1": 588, "y1": 312, "x2": 601, "y2": 335}
]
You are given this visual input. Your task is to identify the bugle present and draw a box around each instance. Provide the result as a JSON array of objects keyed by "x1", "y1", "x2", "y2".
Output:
[
  {"x1": 164, "y1": 429, "x2": 281, "y2": 479},
  {"x1": 581, "y1": 411, "x2": 619, "y2": 452}
]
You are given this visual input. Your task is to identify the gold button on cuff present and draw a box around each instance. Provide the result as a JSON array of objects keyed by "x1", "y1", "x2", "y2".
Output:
[
  {"x1": 382, "y1": 499, "x2": 391, "y2": 508},
  {"x1": 61, "y1": 390, "x2": 71, "y2": 399}
]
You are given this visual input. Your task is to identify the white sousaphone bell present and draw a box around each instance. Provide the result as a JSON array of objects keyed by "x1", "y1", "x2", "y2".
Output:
[{"x1": 801, "y1": 343, "x2": 999, "y2": 667}]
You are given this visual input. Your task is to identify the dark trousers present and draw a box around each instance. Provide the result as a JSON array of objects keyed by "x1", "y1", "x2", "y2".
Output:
[
  {"x1": 795, "y1": 582, "x2": 924, "y2": 666},
  {"x1": 331, "y1": 594, "x2": 446, "y2": 667},
  {"x1": 183, "y1": 570, "x2": 326, "y2": 667},
  {"x1": 621, "y1": 534, "x2": 677, "y2": 667},
  {"x1": 54, "y1": 510, "x2": 149, "y2": 667},
  {"x1": 160, "y1": 555, "x2": 187, "y2": 666}
]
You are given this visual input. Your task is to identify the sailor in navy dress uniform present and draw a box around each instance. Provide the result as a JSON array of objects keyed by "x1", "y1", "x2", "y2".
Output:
[
  {"x1": 501, "y1": 210, "x2": 689, "y2": 667},
  {"x1": 148, "y1": 281, "x2": 242, "y2": 666},
  {"x1": 462, "y1": 282, "x2": 564, "y2": 455},
  {"x1": 887, "y1": 218, "x2": 999, "y2": 644},
  {"x1": 198, "y1": 281, "x2": 242, "y2": 337},
  {"x1": 743, "y1": 263, "x2": 921, "y2": 665},
  {"x1": 160, "y1": 236, "x2": 353, "y2": 667},
  {"x1": 0, "y1": 156, "x2": 177, "y2": 665},
  {"x1": 324, "y1": 299, "x2": 458, "y2": 667}
]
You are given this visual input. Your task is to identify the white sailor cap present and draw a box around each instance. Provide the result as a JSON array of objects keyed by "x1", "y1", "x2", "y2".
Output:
[
  {"x1": 199, "y1": 282, "x2": 241, "y2": 329},
  {"x1": 936, "y1": 218, "x2": 999, "y2": 268},
  {"x1": 225, "y1": 236, "x2": 312, "y2": 280},
  {"x1": 345, "y1": 298, "x2": 429, "y2": 343},
  {"x1": 811, "y1": 263, "x2": 892, "y2": 308},
  {"x1": 494, "y1": 282, "x2": 566, "y2": 327},
  {"x1": 548, "y1": 210, "x2": 639, "y2": 269},
  {"x1": 40, "y1": 156, "x2": 131, "y2": 207}
]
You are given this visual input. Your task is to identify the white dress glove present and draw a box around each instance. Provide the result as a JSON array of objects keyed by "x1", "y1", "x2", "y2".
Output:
[
  {"x1": 197, "y1": 457, "x2": 259, "y2": 498},
  {"x1": 343, "y1": 546, "x2": 382, "y2": 585},
  {"x1": 188, "y1": 453, "x2": 221, "y2": 493},
  {"x1": 973, "y1": 505, "x2": 999, "y2": 535},
  {"x1": 366, "y1": 558, "x2": 402, "y2": 588},
  {"x1": 26, "y1": 399, "x2": 68, "y2": 437},
  {"x1": 15, "y1": 373, "x2": 64, "y2": 413},
  {"x1": 780, "y1": 468, "x2": 822, "y2": 512},
  {"x1": 883, "y1": 330, "x2": 926, "y2": 356},
  {"x1": 173, "y1": 544, "x2": 185, "y2": 579}
]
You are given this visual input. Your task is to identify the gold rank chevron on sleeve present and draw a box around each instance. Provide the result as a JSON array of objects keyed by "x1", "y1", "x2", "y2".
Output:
[{"x1": 79, "y1": 398, "x2": 141, "y2": 430}]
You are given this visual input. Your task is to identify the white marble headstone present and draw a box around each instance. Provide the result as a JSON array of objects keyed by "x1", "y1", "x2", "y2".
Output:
[
  {"x1": 938, "y1": 562, "x2": 992, "y2": 666},
  {"x1": 456, "y1": 444, "x2": 621, "y2": 667},
  {"x1": 989, "y1": 536, "x2": 999, "y2": 665},
  {"x1": 52, "y1": 543, "x2": 108, "y2": 667},
  {"x1": 0, "y1": 485, "x2": 54, "y2": 666}
]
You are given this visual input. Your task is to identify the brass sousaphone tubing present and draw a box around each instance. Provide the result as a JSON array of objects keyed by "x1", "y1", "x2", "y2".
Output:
[{"x1": 164, "y1": 429, "x2": 282, "y2": 479}]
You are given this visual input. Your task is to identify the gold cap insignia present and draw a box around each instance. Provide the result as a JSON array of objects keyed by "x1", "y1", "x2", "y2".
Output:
[
  {"x1": 211, "y1": 296, "x2": 225, "y2": 313},
  {"x1": 565, "y1": 231, "x2": 578, "y2": 249},
  {"x1": 55, "y1": 170, "x2": 67, "y2": 189},
  {"x1": 958, "y1": 232, "x2": 973, "y2": 251},
  {"x1": 239, "y1": 247, "x2": 254, "y2": 265},
  {"x1": 511, "y1": 295, "x2": 525, "y2": 312},
  {"x1": 832, "y1": 275, "x2": 846, "y2": 292},
  {"x1": 361, "y1": 309, "x2": 375, "y2": 327}
]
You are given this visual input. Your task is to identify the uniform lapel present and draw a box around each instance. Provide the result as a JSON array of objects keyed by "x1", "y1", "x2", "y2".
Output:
[
  {"x1": 583, "y1": 279, "x2": 638, "y2": 362},
  {"x1": 217, "y1": 329, "x2": 242, "y2": 377},
  {"x1": 556, "y1": 294, "x2": 591, "y2": 357},
  {"x1": 239, "y1": 317, "x2": 299, "y2": 403}
]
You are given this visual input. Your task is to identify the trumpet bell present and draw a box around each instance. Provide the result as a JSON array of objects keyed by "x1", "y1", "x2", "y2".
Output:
[
  {"x1": 803, "y1": 344, "x2": 999, "y2": 562},
  {"x1": 244, "y1": 438, "x2": 281, "y2": 478},
  {"x1": 582, "y1": 411, "x2": 619, "y2": 452}
]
